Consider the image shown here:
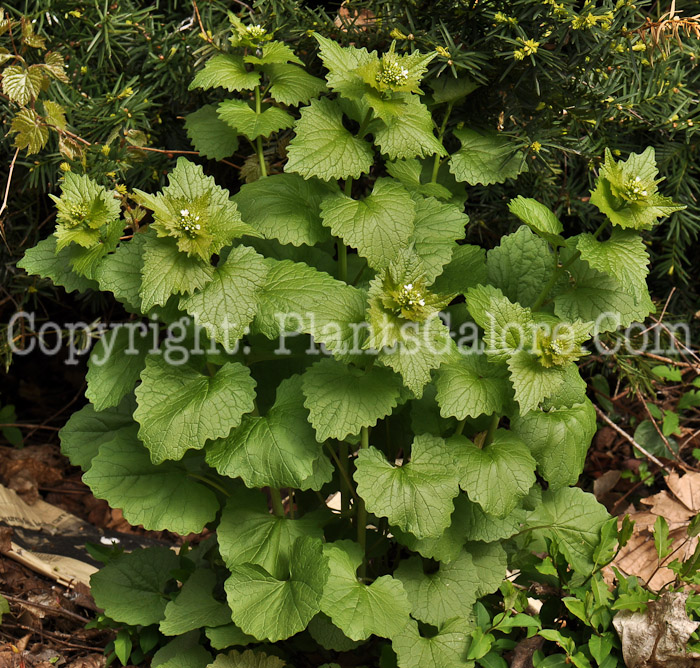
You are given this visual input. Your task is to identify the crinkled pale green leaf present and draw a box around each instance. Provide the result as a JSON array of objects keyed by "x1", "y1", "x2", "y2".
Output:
[
  {"x1": 395, "y1": 542, "x2": 507, "y2": 626},
  {"x1": 487, "y1": 226, "x2": 556, "y2": 308},
  {"x1": 179, "y1": 245, "x2": 269, "y2": 346},
  {"x1": 385, "y1": 158, "x2": 454, "y2": 200},
  {"x1": 465, "y1": 286, "x2": 534, "y2": 363},
  {"x1": 392, "y1": 618, "x2": 472, "y2": 668},
  {"x1": 301, "y1": 357, "x2": 404, "y2": 441},
  {"x1": 85, "y1": 326, "x2": 151, "y2": 411},
  {"x1": 217, "y1": 99, "x2": 293, "y2": 141},
  {"x1": 43, "y1": 99, "x2": 67, "y2": 130},
  {"x1": 234, "y1": 174, "x2": 334, "y2": 247},
  {"x1": 449, "y1": 128, "x2": 526, "y2": 185},
  {"x1": 575, "y1": 229, "x2": 650, "y2": 303},
  {"x1": 526, "y1": 487, "x2": 610, "y2": 573},
  {"x1": 139, "y1": 235, "x2": 215, "y2": 312},
  {"x1": 152, "y1": 631, "x2": 212, "y2": 668},
  {"x1": 430, "y1": 244, "x2": 487, "y2": 296},
  {"x1": 435, "y1": 353, "x2": 511, "y2": 420},
  {"x1": 83, "y1": 428, "x2": 220, "y2": 533},
  {"x1": 507, "y1": 351, "x2": 586, "y2": 414},
  {"x1": 189, "y1": 54, "x2": 260, "y2": 92},
  {"x1": 135, "y1": 356, "x2": 256, "y2": 463},
  {"x1": 254, "y1": 258, "x2": 368, "y2": 363},
  {"x1": 2, "y1": 64, "x2": 44, "y2": 105},
  {"x1": 320, "y1": 178, "x2": 415, "y2": 270},
  {"x1": 590, "y1": 147, "x2": 684, "y2": 230},
  {"x1": 42, "y1": 52, "x2": 68, "y2": 82},
  {"x1": 308, "y1": 614, "x2": 363, "y2": 652},
  {"x1": 285, "y1": 97, "x2": 374, "y2": 181},
  {"x1": 508, "y1": 196, "x2": 564, "y2": 246},
  {"x1": 206, "y1": 375, "x2": 330, "y2": 490},
  {"x1": 314, "y1": 34, "x2": 375, "y2": 99},
  {"x1": 18, "y1": 235, "x2": 98, "y2": 294},
  {"x1": 453, "y1": 431, "x2": 536, "y2": 517},
  {"x1": 553, "y1": 248, "x2": 654, "y2": 334},
  {"x1": 374, "y1": 316, "x2": 457, "y2": 397},
  {"x1": 224, "y1": 536, "x2": 328, "y2": 642},
  {"x1": 134, "y1": 158, "x2": 258, "y2": 264},
  {"x1": 205, "y1": 625, "x2": 256, "y2": 651},
  {"x1": 59, "y1": 395, "x2": 136, "y2": 471},
  {"x1": 372, "y1": 96, "x2": 446, "y2": 161},
  {"x1": 10, "y1": 107, "x2": 49, "y2": 154},
  {"x1": 218, "y1": 490, "x2": 326, "y2": 579},
  {"x1": 96, "y1": 232, "x2": 147, "y2": 312},
  {"x1": 264, "y1": 62, "x2": 326, "y2": 105},
  {"x1": 354, "y1": 434, "x2": 460, "y2": 539},
  {"x1": 410, "y1": 197, "x2": 469, "y2": 284},
  {"x1": 462, "y1": 495, "x2": 527, "y2": 543},
  {"x1": 185, "y1": 105, "x2": 239, "y2": 161},
  {"x1": 320, "y1": 540, "x2": 412, "y2": 641},
  {"x1": 160, "y1": 569, "x2": 232, "y2": 636},
  {"x1": 90, "y1": 547, "x2": 178, "y2": 625},
  {"x1": 511, "y1": 400, "x2": 596, "y2": 489}
]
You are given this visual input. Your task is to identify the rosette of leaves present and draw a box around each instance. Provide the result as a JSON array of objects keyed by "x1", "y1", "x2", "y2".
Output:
[{"x1": 17, "y1": 30, "x2": 684, "y2": 668}]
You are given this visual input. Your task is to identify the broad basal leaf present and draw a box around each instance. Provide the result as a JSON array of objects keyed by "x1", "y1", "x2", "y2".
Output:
[
  {"x1": 85, "y1": 326, "x2": 151, "y2": 411},
  {"x1": 452, "y1": 430, "x2": 536, "y2": 517},
  {"x1": 152, "y1": 631, "x2": 212, "y2": 668},
  {"x1": 526, "y1": 487, "x2": 610, "y2": 573},
  {"x1": 206, "y1": 375, "x2": 330, "y2": 490},
  {"x1": 486, "y1": 226, "x2": 556, "y2": 308},
  {"x1": 234, "y1": 174, "x2": 335, "y2": 247},
  {"x1": 449, "y1": 128, "x2": 526, "y2": 185},
  {"x1": 508, "y1": 196, "x2": 564, "y2": 246},
  {"x1": 264, "y1": 62, "x2": 326, "y2": 106},
  {"x1": 90, "y1": 547, "x2": 178, "y2": 625},
  {"x1": 218, "y1": 99, "x2": 294, "y2": 141},
  {"x1": 354, "y1": 434, "x2": 460, "y2": 539},
  {"x1": 434, "y1": 353, "x2": 511, "y2": 420},
  {"x1": 18, "y1": 235, "x2": 98, "y2": 295},
  {"x1": 83, "y1": 429, "x2": 220, "y2": 533},
  {"x1": 208, "y1": 649, "x2": 286, "y2": 668},
  {"x1": 185, "y1": 105, "x2": 239, "y2": 161},
  {"x1": 96, "y1": 231, "x2": 148, "y2": 312},
  {"x1": 372, "y1": 95, "x2": 446, "y2": 161},
  {"x1": 320, "y1": 540, "x2": 412, "y2": 641},
  {"x1": 59, "y1": 395, "x2": 136, "y2": 471},
  {"x1": 302, "y1": 358, "x2": 405, "y2": 441},
  {"x1": 189, "y1": 54, "x2": 260, "y2": 92},
  {"x1": 218, "y1": 490, "x2": 326, "y2": 579},
  {"x1": 225, "y1": 536, "x2": 328, "y2": 642},
  {"x1": 179, "y1": 245, "x2": 269, "y2": 346},
  {"x1": 320, "y1": 177, "x2": 416, "y2": 271},
  {"x1": 285, "y1": 97, "x2": 374, "y2": 181},
  {"x1": 160, "y1": 569, "x2": 231, "y2": 636},
  {"x1": 395, "y1": 542, "x2": 507, "y2": 626},
  {"x1": 135, "y1": 356, "x2": 256, "y2": 463},
  {"x1": 511, "y1": 400, "x2": 596, "y2": 488},
  {"x1": 392, "y1": 618, "x2": 472, "y2": 668}
]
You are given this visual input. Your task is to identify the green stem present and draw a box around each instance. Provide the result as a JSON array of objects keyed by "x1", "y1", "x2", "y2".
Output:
[
  {"x1": 484, "y1": 413, "x2": 500, "y2": 447},
  {"x1": 324, "y1": 441, "x2": 357, "y2": 505},
  {"x1": 289, "y1": 490, "x2": 295, "y2": 519},
  {"x1": 454, "y1": 417, "x2": 467, "y2": 437},
  {"x1": 187, "y1": 473, "x2": 230, "y2": 497},
  {"x1": 270, "y1": 487, "x2": 284, "y2": 516},
  {"x1": 357, "y1": 427, "x2": 369, "y2": 580},
  {"x1": 339, "y1": 441, "x2": 350, "y2": 513},
  {"x1": 431, "y1": 102, "x2": 453, "y2": 183},
  {"x1": 254, "y1": 86, "x2": 267, "y2": 178}
]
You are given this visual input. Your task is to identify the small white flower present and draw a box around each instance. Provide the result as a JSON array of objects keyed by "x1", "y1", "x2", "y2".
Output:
[{"x1": 180, "y1": 208, "x2": 189, "y2": 216}]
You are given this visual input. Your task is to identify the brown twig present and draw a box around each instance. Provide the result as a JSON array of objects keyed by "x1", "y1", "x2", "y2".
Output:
[
  {"x1": 0, "y1": 593, "x2": 91, "y2": 624},
  {"x1": 640, "y1": 287, "x2": 675, "y2": 335},
  {"x1": 126, "y1": 144, "x2": 242, "y2": 169},
  {"x1": 0, "y1": 423, "x2": 60, "y2": 431},
  {"x1": 594, "y1": 404, "x2": 672, "y2": 472},
  {"x1": 0, "y1": 146, "x2": 21, "y2": 245}
]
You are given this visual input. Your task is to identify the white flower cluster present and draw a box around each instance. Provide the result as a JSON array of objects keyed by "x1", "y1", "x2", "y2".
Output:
[
  {"x1": 398, "y1": 283, "x2": 426, "y2": 308},
  {"x1": 376, "y1": 58, "x2": 409, "y2": 86},
  {"x1": 624, "y1": 175, "x2": 649, "y2": 200},
  {"x1": 178, "y1": 208, "x2": 202, "y2": 237}
]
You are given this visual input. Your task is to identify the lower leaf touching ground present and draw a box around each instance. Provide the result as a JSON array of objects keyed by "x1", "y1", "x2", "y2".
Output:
[{"x1": 224, "y1": 536, "x2": 328, "y2": 642}]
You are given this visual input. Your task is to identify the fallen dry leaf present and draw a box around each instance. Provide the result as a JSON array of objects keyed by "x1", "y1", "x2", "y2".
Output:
[
  {"x1": 613, "y1": 592, "x2": 700, "y2": 667},
  {"x1": 334, "y1": 2, "x2": 376, "y2": 32},
  {"x1": 613, "y1": 472, "x2": 700, "y2": 590}
]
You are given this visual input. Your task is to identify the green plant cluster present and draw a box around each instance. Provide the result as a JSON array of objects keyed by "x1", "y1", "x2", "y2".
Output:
[{"x1": 17, "y1": 19, "x2": 694, "y2": 666}]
